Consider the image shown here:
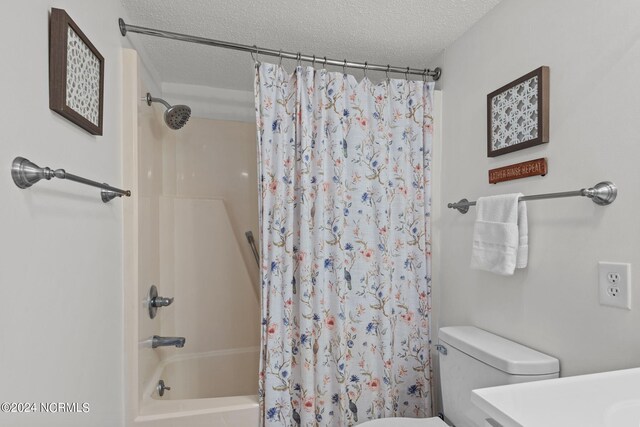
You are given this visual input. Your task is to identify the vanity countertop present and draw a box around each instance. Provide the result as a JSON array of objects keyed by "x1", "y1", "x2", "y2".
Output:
[{"x1": 471, "y1": 367, "x2": 640, "y2": 427}]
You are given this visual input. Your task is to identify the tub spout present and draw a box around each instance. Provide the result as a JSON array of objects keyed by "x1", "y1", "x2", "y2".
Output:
[{"x1": 152, "y1": 335, "x2": 186, "y2": 348}]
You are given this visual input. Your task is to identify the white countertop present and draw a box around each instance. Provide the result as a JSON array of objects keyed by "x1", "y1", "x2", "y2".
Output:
[{"x1": 471, "y1": 367, "x2": 640, "y2": 427}]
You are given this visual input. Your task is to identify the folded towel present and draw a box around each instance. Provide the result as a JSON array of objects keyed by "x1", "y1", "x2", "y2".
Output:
[
  {"x1": 470, "y1": 193, "x2": 528, "y2": 275},
  {"x1": 515, "y1": 198, "x2": 528, "y2": 269}
]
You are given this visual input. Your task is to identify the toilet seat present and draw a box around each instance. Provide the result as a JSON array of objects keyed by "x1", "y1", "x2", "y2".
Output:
[{"x1": 358, "y1": 417, "x2": 448, "y2": 426}]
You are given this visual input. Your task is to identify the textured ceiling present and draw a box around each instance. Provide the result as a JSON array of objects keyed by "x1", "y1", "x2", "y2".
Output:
[{"x1": 121, "y1": 0, "x2": 502, "y2": 91}]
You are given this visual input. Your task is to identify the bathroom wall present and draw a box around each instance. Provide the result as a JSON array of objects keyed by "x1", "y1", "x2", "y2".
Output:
[
  {"x1": 438, "y1": 0, "x2": 640, "y2": 377},
  {"x1": 0, "y1": 1, "x2": 132, "y2": 426}
]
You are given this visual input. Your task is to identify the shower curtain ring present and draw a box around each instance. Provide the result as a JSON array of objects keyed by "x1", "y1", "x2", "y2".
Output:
[
  {"x1": 296, "y1": 52, "x2": 302, "y2": 67},
  {"x1": 250, "y1": 45, "x2": 260, "y2": 66},
  {"x1": 343, "y1": 59, "x2": 347, "y2": 74},
  {"x1": 278, "y1": 49, "x2": 283, "y2": 67},
  {"x1": 422, "y1": 68, "x2": 428, "y2": 82},
  {"x1": 364, "y1": 62, "x2": 368, "y2": 78},
  {"x1": 312, "y1": 54, "x2": 316, "y2": 68},
  {"x1": 405, "y1": 67, "x2": 410, "y2": 80},
  {"x1": 323, "y1": 56, "x2": 327, "y2": 68},
  {"x1": 386, "y1": 65, "x2": 391, "y2": 80}
]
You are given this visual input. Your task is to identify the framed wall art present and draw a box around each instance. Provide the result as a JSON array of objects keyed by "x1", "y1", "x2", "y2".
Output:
[
  {"x1": 49, "y1": 8, "x2": 104, "y2": 135},
  {"x1": 487, "y1": 66, "x2": 549, "y2": 157}
]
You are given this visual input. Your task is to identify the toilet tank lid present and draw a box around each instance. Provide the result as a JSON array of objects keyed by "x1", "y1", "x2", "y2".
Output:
[{"x1": 439, "y1": 326, "x2": 559, "y2": 376}]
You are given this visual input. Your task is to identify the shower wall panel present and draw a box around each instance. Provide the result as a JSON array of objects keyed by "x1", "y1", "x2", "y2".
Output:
[
  {"x1": 156, "y1": 117, "x2": 260, "y2": 397},
  {"x1": 172, "y1": 118, "x2": 260, "y2": 287},
  {"x1": 159, "y1": 197, "x2": 260, "y2": 355}
]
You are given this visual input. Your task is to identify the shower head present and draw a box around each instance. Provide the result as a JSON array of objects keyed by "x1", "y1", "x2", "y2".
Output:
[{"x1": 146, "y1": 93, "x2": 191, "y2": 130}]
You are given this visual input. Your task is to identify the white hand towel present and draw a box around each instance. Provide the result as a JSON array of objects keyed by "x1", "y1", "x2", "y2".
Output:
[
  {"x1": 515, "y1": 198, "x2": 528, "y2": 269},
  {"x1": 470, "y1": 193, "x2": 528, "y2": 275}
]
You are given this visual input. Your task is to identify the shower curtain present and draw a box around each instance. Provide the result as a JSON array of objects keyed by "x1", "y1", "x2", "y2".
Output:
[{"x1": 255, "y1": 62, "x2": 434, "y2": 426}]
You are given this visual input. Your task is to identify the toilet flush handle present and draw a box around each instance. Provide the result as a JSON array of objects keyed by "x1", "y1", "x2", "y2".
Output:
[{"x1": 435, "y1": 344, "x2": 448, "y2": 355}]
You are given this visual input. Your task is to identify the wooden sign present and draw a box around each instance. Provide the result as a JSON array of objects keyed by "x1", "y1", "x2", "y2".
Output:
[{"x1": 489, "y1": 158, "x2": 547, "y2": 184}]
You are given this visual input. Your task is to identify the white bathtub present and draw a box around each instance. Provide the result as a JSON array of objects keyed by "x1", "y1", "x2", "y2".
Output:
[
  {"x1": 135, "y1": 347, "x2": 260, "y2": 426},
  {"x1": 136, "y1": 395, "x2": 258, "y2": 426}
]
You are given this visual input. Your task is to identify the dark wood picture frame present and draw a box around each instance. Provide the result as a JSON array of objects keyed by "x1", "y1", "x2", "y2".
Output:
[
  {"x1": 49, "y1": 8, "x2": 104, "y2": 135},
  {"x1": 487, "y1": 66, "x2": 549, "y2": 157}
]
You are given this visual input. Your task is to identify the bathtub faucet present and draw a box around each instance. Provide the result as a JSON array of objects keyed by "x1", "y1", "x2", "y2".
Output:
[{"x1": 152, "y1": 335, "x2": 186, "y2": 348}]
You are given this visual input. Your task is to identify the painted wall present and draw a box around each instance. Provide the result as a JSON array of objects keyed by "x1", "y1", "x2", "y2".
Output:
[
  {"x1": 0, "y1": 1, "x2": 130, "y2": 426},
  {"x1": 438, "y1": 0, "x2": 640, "y2": 378}
]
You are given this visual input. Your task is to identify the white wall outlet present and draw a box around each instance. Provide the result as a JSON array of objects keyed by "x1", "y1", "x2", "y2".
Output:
[{"x1": 598, "y1": 262, "x2": 631, "y2": 309}]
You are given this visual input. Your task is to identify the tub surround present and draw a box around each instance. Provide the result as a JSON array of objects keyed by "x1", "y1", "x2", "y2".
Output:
[{"x1": 122, "y1": 48, "x2": 259, "y2": 425}]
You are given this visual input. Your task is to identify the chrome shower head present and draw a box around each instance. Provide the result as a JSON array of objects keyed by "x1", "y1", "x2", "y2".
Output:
[{"x1": 146, "y1": 93, "x2": 191, "y2": 130}]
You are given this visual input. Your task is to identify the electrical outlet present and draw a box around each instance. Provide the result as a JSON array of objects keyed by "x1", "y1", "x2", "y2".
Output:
[{"x1": 599, "y1": 262, "x2": 631, "y2": 309}]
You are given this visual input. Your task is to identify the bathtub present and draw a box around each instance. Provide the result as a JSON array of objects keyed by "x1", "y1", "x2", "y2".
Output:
[
  {"x1": 135, "y1": 347, "x2": 260, "y2": 426},
  {"x1": 136, "y1": 395, "x2": 258, "y2": 426}
]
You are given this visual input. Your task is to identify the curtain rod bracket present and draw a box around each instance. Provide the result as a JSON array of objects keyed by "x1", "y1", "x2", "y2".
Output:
[
  {"x1": 119, "y1": 18, "x2": 127, "y2": 36},
  {"x1": 432, "y1": 67, "x2": 442, "y2": 81}
]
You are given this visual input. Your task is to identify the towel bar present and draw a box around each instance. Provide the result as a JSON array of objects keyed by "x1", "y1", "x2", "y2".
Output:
[
  {"x1": 447, "y1": 181, "x2": 617, "y2": 214},
  {"x1": 11, "y1": 156, "x2": 131, "y2": 203}
]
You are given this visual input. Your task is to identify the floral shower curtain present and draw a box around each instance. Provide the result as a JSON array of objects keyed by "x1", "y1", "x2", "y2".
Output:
[{"x1": 255, "y1": 62, "x2": 434, "y2": 426}]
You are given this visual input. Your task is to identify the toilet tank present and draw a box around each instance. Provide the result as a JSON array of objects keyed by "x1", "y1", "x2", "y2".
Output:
[{"x1": 438, "y1": 326, "x2": 559, "y2": 427}]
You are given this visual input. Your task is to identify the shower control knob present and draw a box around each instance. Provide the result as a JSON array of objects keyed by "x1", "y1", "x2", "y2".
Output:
[
  {"x1": 151, "y1": 296, "x2": 174, "y2": 308},
  {"x1": 157, "y1": 380, "x2": 171, "y2": 397},
  {"x1": 148, "y1": 285, "x2": 174, "y2": 319}
]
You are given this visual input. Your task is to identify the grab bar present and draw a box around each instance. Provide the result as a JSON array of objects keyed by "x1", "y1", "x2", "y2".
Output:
[
  {"x1": 11, "y1": 156, "x2": 131, "y2": 203},
  {"x1": 245, "y1": 231, "x2": 260, "y2": 266}
]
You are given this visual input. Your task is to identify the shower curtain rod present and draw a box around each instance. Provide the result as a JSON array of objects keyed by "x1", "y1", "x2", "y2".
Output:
[{"x1": 118, "y1": 18, "x2": 442, "y2": 81}]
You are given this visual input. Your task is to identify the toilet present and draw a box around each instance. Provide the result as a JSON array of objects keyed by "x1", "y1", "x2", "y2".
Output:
[{"x1": 360, "y1": 326, "x2": 559, "y2": 426}]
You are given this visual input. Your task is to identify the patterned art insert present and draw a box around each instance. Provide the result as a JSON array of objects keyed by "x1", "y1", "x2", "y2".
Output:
[
  {"x1": 66, "y1": 27, "x2": 101, "y2": 126},
  {"x1": 490, "y1": 75, "x2": 538, "y2": 151}
]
